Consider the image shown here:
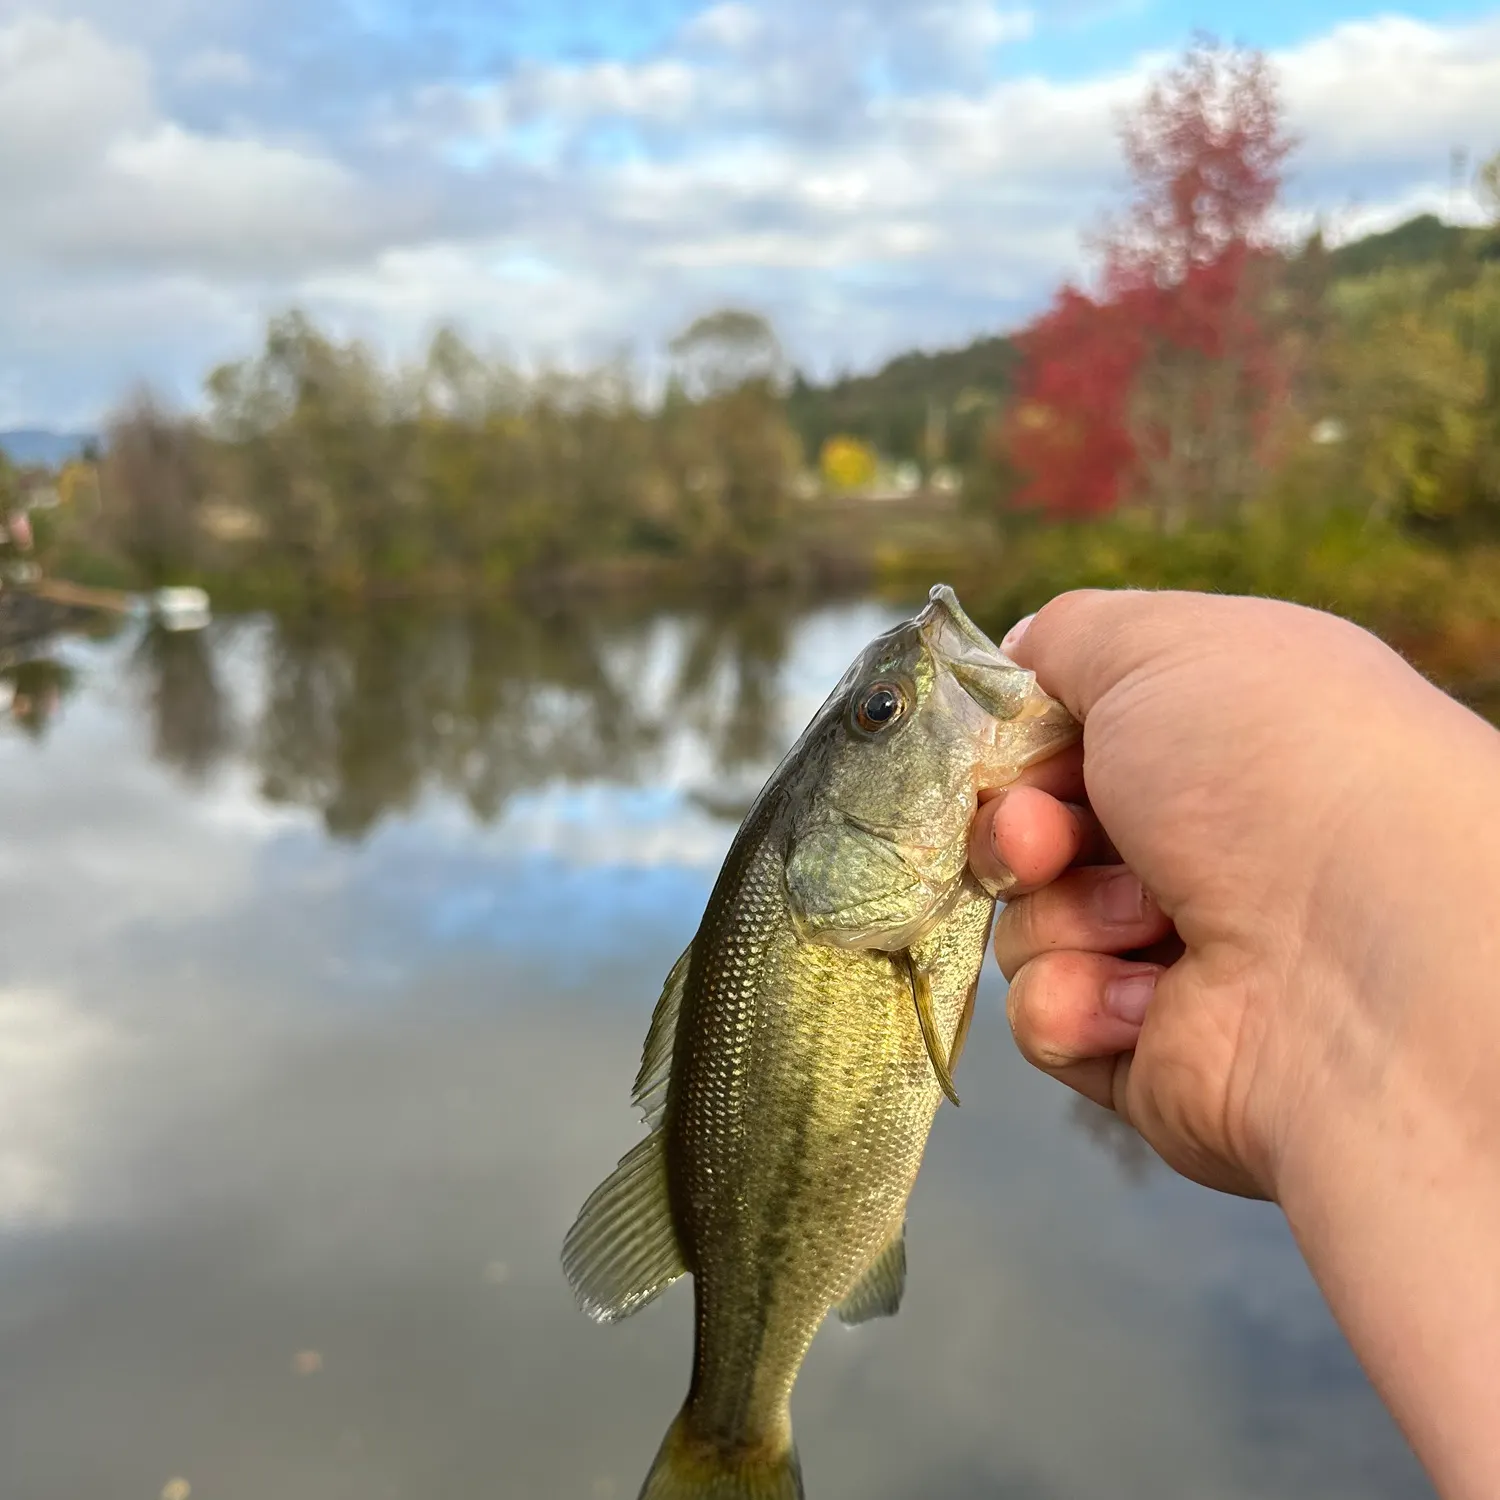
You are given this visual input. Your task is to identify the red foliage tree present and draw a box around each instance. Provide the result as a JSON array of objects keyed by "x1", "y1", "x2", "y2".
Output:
[
  {"x1": 1001, "y1": 288, "x2": 1143, "y2": 518},
  {"x1": 1107, "y1": 41, "x2": 1292, "y2": 293},
  {"x1": 1000, "y1": 38, "x2": 1297, "y2": 524}
]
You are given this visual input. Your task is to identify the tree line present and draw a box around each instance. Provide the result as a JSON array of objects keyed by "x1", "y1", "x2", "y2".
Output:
[
  {"x1": 78, "y1": 309, "x2": 810, "y2": 596},
  {"x1": 30, "y1": 36, "x2": 1500, "y2": 617}
]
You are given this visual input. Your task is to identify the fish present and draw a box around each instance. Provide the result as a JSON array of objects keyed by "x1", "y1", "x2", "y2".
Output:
[{"x1": 561, "y1": 584, "x2": 1080, "y2": 1500}]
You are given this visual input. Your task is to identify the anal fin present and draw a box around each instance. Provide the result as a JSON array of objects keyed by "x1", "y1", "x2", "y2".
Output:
[
  {"x1": 562, "y1": 1131, "x2": 686, "y2": 1323},
  {"x1": 836, "y1": 1224, "x2": 907, "y2": 1325}
]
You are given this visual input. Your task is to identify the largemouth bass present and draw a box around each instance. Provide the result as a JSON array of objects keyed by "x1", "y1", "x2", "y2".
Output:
[{"x1": 562, "y1": 585, "x2": 1079, "y2": 1499}]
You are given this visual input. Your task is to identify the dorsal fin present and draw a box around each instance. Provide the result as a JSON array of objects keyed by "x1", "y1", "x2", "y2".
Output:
[{"x1": 632, "y1": 943, "x2": 692, "y2": 1131}]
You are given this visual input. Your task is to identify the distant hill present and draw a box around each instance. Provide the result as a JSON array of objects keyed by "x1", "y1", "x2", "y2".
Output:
[
  {"x1": 787, "y1": 334, "x2": 1019, "y2": 472},
  {"x1": 1322, "y1": 213, "x2": 1491, "y2": 280},
  {"x1": 787, "y1": 214, "x2": 1496, "y2": 470},
  {"x1": 0, "y1": 429, "x2": 96, "y2": 467}
]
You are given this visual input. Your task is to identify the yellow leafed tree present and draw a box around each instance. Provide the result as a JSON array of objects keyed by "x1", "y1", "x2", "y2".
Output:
[{"x1": 819, "y1": 435, "x2": 879, "y2": 493}]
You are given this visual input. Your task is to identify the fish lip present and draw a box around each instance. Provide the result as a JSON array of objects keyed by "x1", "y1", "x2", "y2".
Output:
[
  {"x1": 917, "y1": 583, "x2": 1018, "y2": 698},
  {"x1": 918, "y1": 583, "x2": 1004, "y2": 660}
]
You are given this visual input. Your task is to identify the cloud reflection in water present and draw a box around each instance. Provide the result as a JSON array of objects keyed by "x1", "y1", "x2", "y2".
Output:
[{"x1": 0, "y1": 598, "x2": 1430, "y2": 1499}]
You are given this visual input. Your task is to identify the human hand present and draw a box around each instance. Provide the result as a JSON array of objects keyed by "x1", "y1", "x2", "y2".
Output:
[
  {"x1": 969, "y1": 590, "x2": 1500, "y2": 1499},
  {"x1": 972, "y1": 589, "x2": 1500, "y2": 1199}
]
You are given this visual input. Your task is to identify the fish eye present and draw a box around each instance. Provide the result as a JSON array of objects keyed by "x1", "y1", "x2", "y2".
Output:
[{"x1": 854, "y1": 682, "x2": 907, "y2": 733}]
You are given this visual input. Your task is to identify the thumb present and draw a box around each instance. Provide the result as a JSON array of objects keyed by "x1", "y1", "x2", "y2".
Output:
[{"x1": 1007, "y1": 588, "x2": 1215, "y2": 724}]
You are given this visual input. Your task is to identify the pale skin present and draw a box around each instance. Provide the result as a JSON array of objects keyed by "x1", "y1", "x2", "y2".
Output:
[{"x1": 967, "y1": 590, "x2": 1500, "y2": 1500}]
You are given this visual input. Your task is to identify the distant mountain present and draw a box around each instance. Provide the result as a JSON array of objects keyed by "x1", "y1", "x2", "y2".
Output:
[{"x1": 0, "y1": 429, "x2": 96, "y2": 468}]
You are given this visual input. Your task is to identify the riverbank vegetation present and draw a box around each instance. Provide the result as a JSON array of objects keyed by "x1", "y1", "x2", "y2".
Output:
[
  {"x1": 17, "y1": 38, "x2": 1500, "y2": 674},
  {"x1": 961, "y1": 40, "x2": 1500, "y2": 676}
]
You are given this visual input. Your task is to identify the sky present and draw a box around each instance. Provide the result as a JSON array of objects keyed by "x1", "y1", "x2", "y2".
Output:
[{"x1": 0, "y1": 0, "x2": 1497, "y2": 426}]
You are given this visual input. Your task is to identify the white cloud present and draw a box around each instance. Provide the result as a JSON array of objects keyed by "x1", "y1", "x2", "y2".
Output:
[
  {"x1": 384, "y1": 11, "x2": 1499, "y2": 352},
  {"x1": 922, "y1": 0, "x2": 1035, "y2": 51},
  {"x1": 0, "y1": 16, "x2": 366, "y2": 275},
  {"x1": 1282, "y1": 15, "x2": 1500, "y2": 173},
  {"x1": 0, "y1": 15, "x2": 152, "y2": 180},
  {"x1": 177, "y1": 45, "x2": 257, "y2": 88},
  {"x1": 95, "y1": 125, "x2": 359, "y2": 265},
  {"x1": 0, "y1": 988, "x2": 123, "y2": 1227},
  {"x1": 0, "y1": 11, "x2": 393, "y2": 418},
  {"x1": 682, "y1": 1, "x2": 762, "y2": 51},
  {"x1": 512, "y1": 58, "x2": 702, "y2": 126},
  {"x1": 1, "y1": 6, "x2": 1499, "y2": 423}
]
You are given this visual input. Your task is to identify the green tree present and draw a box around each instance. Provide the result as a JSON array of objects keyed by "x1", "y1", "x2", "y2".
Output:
[
  {"x1": 668, "y1": 309, "x2": 787, "y2": 399},
  {"x1": 1297, "y1": 266, "x2": 1497, "y2": 537},
  {"x1": 100, "y1": 388, "x2": 205, "y2": 585}
]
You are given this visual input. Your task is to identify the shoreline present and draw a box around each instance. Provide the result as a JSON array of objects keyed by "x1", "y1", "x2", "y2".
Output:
[{"x1": 14, "y1": 552, "x2": 1498, "y2": 724}]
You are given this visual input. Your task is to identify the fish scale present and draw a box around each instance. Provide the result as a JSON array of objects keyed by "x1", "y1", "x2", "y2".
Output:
[{"x1": 562, "y1": 586, "x2": 1080, "y2": 1500}]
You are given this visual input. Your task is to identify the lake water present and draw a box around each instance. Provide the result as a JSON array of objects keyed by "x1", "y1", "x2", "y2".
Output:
[{"x1": 0, "y1": 596, "x2": 1435, "y2": 1500}]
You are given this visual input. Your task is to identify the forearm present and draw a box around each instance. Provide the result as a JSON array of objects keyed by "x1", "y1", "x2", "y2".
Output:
[
  {"x1": 1281, "y1": 1061, "x2": 1500, "y2": 1499},
  {"x1": 1278, "y1": 710, "x2": 1500, "y2": 1500}
]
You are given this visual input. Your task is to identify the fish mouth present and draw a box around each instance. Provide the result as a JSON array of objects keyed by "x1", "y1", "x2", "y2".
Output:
[
  {"x1": 918, "y1": 583, "x2": 1000, "y2": 657},
  {"x1": 918, "y1": 584, "x2": 1080, "y2": 754},
  {"x1": 917, "y1": 583, "x2": 1047, "y2": 723}
]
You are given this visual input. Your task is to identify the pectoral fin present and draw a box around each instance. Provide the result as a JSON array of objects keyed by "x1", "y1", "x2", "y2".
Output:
[
  {"x1": 903, "y1": 951, "x2": 961, "y2": 1107},
  {"x1": 947, "y1": 969, "x2": 980, "y2": 1075},
  {"x1": 836, "y1": 1224, "x2": 907, "y2": 1325}
]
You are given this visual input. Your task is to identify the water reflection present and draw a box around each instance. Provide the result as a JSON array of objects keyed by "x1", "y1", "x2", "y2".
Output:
[
  {"x1": 0, "y1": 596, "x2": 1434, "y2": 1500},
  {"x1": 1068, "y1": 1097, "x2": 1161, "y2": 1187},
  {"x1": 110, "y1": 600, "x2": 1500, "y2": 848},
  {"x1": 118, "y1": 600, "x2": 821, "y2": 841},
  {"x1": 0, "y1": 654, "x2": 75, "y2": 739},
  {"x1": 132, "y1": 625, "x2": 232, "y2": 785}
]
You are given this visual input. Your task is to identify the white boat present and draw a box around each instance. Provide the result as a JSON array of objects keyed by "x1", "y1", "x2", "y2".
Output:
[{"x1": 150, "y1": 586, "x2": 211, "y2": 632}]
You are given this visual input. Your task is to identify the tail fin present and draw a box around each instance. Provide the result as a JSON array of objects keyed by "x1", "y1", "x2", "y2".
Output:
[{"x1": 638, "y1": 1409, "x2": 803, "y2": 1500}]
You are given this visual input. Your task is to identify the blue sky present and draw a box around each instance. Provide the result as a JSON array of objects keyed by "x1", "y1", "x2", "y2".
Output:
[
  {"x1": 466, "y1": 0, "x2": 1498, "y2": 71},
  {"x1": 0, "y1": 0, "x2": 1496, "y2": 425}
]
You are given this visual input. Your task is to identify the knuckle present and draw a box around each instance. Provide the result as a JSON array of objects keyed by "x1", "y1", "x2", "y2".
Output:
[
  {"x1": 1006, "y1": 954, "x2": 1086, "y2": 1069},
  {"x1": 992, "y1": 894, "x2": 1042, "y2": 979},
  {"x1": 1031, "y1": 1034, "x2": 1081, "y2": 1070}
]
